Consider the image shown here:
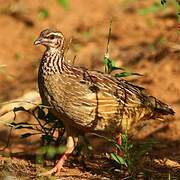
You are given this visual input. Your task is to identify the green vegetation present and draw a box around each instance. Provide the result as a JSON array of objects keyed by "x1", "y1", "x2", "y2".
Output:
[
  {"x1": 103, "y1": 57, "x2": 142, "y2": 77},
  {"x1": 15, "y1": 52, "x2": 23, "y2": 61},
  {"x1": 102, "y1": 21, "x2": 157, "y2": 178},
  {"x1": 161, "y1": 0, "x2": 180, "y2": 5},
  {"x1": 139, "y1": 0, "x2": 179, "y2": 17},
  {"x1": 11, "y1": 106, "x2": 65, "y2": 163},
  {"x1": 38, "y1": 8, "x2": 49, "y2": 20},
  {"x1": 57, "y1": 0, "x2": 70, "y2": 10},
  {"x1": 103, "y1": 20, "x2": 142, "y2": 78},
  {"x1": 110, "y1": 135, "x2": 156, "y2": 177},
  {"x1": 138, "y1": 2, "x2": 165, "y2": 15}
]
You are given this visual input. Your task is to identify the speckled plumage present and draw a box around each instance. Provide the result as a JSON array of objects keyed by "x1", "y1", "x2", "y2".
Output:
[
  {"x1": 35, "y1": 29, "x2": 174, "y2": 175},
  {"x1": 37, "y1": 38, "x2": 174, "y2": 135}
]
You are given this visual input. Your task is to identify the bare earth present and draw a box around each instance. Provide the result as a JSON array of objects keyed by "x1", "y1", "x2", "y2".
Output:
[{"x1": 0, "y1": 0, "x2": 180, "y2": 179}]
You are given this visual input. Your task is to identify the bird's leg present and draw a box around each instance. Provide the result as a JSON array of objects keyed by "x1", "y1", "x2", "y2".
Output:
[{"x1": 39, "y1": 136, "x2": 78, "y2": 176}]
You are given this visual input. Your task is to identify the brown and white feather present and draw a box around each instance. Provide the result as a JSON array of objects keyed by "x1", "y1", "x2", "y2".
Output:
[{"x1": 36, "y1": 29, "x2": 174, "y2": 138}]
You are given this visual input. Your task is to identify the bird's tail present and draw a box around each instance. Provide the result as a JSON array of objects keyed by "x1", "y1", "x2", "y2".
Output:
[{"x1": 149, "y1": 96, "x2": 175, "y2": 115}]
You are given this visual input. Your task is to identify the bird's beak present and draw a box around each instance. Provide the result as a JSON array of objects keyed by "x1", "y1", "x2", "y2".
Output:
[{"x1": 34, "y1": 37, "x2": 43, "y2": 45}]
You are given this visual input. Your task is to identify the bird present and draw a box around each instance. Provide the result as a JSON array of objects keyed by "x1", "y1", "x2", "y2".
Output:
[{"x1": 34, "y1": 29, "x2": 174, "y2": 176}]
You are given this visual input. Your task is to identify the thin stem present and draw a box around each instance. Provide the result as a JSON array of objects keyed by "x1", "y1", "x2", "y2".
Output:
[
  {"x1": 105, "y1": 19, "x2": 112, "y2": 57},
  {"x1": 104, "y1": 19, "x2": 112, "y2": 74}
]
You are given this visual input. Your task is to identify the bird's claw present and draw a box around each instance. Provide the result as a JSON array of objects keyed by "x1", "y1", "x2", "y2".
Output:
[{"x1": 38, "y1": 166, "x2": 65, "y2": 176}]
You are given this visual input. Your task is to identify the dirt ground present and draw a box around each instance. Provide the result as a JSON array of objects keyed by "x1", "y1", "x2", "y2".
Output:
[{"x1": 0, "y1": 0, "x2": 180, "y2": 179}]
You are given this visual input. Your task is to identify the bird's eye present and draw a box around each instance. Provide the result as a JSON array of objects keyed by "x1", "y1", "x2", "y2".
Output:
[{"x1": 48, "y1": 35, "x2": 55, "y2": 39}]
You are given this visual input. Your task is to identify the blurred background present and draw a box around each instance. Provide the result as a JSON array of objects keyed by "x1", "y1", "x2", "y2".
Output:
[{"x1": 0, "y1": 0, "x2": 179, "y2": 178}]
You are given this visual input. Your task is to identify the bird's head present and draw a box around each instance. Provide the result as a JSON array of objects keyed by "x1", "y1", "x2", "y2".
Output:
[{"x1": 34, "y1": 29, "x2": 65, "y2": 50}]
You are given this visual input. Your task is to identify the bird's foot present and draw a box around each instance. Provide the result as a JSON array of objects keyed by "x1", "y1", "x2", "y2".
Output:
[
  {"x1": 38, "y1": 166, "x2": 59, "y2": 176},
  {"x1": 38, "y1": 154, "x2": 68, "y2": 176}
]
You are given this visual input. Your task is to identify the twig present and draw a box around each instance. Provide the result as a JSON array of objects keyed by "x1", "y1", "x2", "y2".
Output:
[
  {"x1": 105, "y1": 19, "x2": 112, "y2": 58},
  {"x1": 104, "y1": 19, "x2": 112, "y2": 74}
]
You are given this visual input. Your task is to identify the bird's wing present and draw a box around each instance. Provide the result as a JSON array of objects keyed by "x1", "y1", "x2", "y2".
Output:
[
  {"x1": 51, "y1": 68, "x2": 173, "y2": 131},
  {"x1": 53, "y1": 69, "x2": 151, "y2": 129}
]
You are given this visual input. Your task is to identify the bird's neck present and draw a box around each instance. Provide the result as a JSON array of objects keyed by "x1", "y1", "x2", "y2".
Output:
[{"x1": 40, "y1": 48, "x2": 67, "y2": 75}]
